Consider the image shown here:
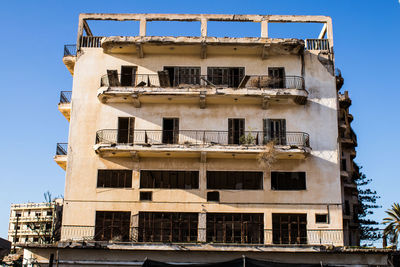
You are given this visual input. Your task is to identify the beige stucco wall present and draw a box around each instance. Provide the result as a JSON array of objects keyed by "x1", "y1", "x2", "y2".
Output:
[{"x1": 62, "y1": 48, "x2": 341, "y2": 244}]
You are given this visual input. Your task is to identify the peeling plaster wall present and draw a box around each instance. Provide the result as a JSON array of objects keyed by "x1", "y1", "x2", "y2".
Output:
[{"x1": 62, "y1": 48, "x2": 340, "y2": 244}]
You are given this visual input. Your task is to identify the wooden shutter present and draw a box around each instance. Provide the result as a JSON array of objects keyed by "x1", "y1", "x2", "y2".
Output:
[
  {"x1": 173, "y1": 118, "x2": 179, "y2": 144},
  {"x1": 238, "y1": 119, "x2": 245, "y2": 139},
  {"x1": 279, "y1": 119, "x2": 286, "y2": 145},
  {"x1": 107, "y1": 70, "x2": 120, "y2": 87},
  {"x1": 228, "y1": 119, "x2": 233, "y2": 144},
  {"x1": 263, "y1": 119, "x2": 270, "y2": 144}
]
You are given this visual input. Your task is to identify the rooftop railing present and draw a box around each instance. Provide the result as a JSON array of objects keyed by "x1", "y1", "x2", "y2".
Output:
[
  {"x1": 305, "y1": 39, "x2": 330, "y2": 51},
  {"x1": 100, "y1": 73, "x2": 305, "y2": 90},
  {"x1": 63, "y1": 45, "x2": 76, "y2": 56},
  {"x1": 95, "y1": 130, "x2": 310, "y2": 147},
  {"x1": 59, "y1": 91, "x2": 72, "y2": 104},
  {"x1": 80, "y1": 36, "x2": 103, "y2": 48},
  {"x1": 56, "y1": 143, "x2": 68, "y2": 156}
]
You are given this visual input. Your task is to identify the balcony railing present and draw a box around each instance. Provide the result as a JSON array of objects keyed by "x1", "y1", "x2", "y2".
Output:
[
  {"x1": 95, "y1": 130, "x2": 310, "y2": 147},
  {"x1": 63, "y1": 45, "x2": 76, "y2": 56},
  {"x1": 100, "y1": 73, "x2": 305, "y2": 90},
  {"x1": 305, "y1": 39, "x2": 330, "y2": 51},
  {"x1": 61, "y1": 225, "x2": 346, "y2": 246},
  {"x1": 56, "y1": 143, "x2": 68, "y2": 155},
  {"x1": 80, "y1": 36, "x2": 103, "y2": 48},
  {"x1": 59, "y1": 91, "x2": 71, "y2": 104}
]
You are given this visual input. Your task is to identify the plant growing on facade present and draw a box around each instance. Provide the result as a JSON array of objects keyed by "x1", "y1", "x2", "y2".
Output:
[
  {"x1": 257, "y1": 141, "x2": 277, "y2": 170},
  {"x1": 382, "y1": 203, "x2": 400, "y2": 248},
  {"x1": 239, "y1": 133, "x2": 256, "y2": 145}
]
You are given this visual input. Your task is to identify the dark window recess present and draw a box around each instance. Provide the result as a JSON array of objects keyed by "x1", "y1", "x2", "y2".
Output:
[
  {"x1": 341, "y1": 159, "x2": 347, "y2": 171},
  {"x1": 353, "y1": 204, "x2": 358, "y2": 222},
  {"x1": 207, "y1": 67, "x2": 244, "y2": 88},
  {"x1": 272, "y1": 213, "x2": 307, "y2": 244},
  {"x1": 45, "y1": 223, "x2": 52, "y2": 230},
  {"x1": 120, "y1": 66, "x2": 137, "y2": 86},
  {"x1": 33, "y1": 237, "x2": 38, "y2": 242},
  {"x1": 207, "y1": 191, "x2": 220, "y2": 202},
  {"x1": 268, "y1": 67, "x2": 285, "y2": 88},
  {"x1": 315, "y1": 214, "x2": 328, "y2": 224},
  {"x1": 47, "y1": 211, "x2": 53, "y2": 217},
  {"x1": 162, "y1": 118, "x2": 179, "y2": 144},
  {"x1": 164, "y1": 67, "x2": 201, "y2": 87},
  {"x1": 16, "y1": 212, "x2": 21, "y2": 217},
  {"x1": 97, "y1": 170, "x2": 132, "y2": 188},
  {"x1": 118, "y1": 117, "x2": 135, "y2": 143},
  {"x1": 138, "y1": 212, "x2": 198, "y2": 242},
  {"x1": 140, "y1": 191, "x2": 152, "y2": 201},
  {"x1": 140, "y1": 170, "x2": 199, "y2": 189},
  {"x1": 263, "y1": 119, "x2": 286, "y2": 145},
  {"x1": 344, "y1": 200, "x2": 350, "y2": 215},
  {"x1": 228, "y1": 118, "x2": 245, "y2": 145},
  {"x1": 95, "y1": 211, "x2": 131, "y2": 242},
  {"x1": 206, "y1": 213, "x2": 264, "y2": 244},
  {"x1": 271, "y1": 172, "x2": 306, "y2": 190},
  {"x1": 207, "y1": 171, "x2": 263, "y2": 190}
]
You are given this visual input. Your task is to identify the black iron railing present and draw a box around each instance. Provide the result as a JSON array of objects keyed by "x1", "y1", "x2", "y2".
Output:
[
  {"x1": 56, "y1": 143, "x2": 68, "y2": 155},
  {"x1": 100, "y1": 73, "x2": 305, "y2": 90},
  {"x1": 305, "y1": 39, "x2": 330, "y2": 51},
  {"x1": 59, "y1": 91, "x2": 72, "y2": 104},
  {"x1": 61, "y1": 225, "x2": 350, "y2": 245},
  {"x1": 63, "y1": 45, "x2": 76, "y2": 56},
  {"x1": 95, "y1": 130, "x2": 310, "y2": 147}
]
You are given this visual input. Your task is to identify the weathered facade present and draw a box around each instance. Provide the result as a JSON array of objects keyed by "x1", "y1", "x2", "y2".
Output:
[{"x1": 23, "y1": 13, "x2": 393, "y2": 266}]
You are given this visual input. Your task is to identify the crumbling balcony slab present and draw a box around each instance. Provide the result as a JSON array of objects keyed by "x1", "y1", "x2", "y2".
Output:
[
  {"x1": 54, "y1": 155, "x2": 67, "y2": 170},
  {"x1": 58, "y1": 103, "x2": 71, "y2": 121},
  {"x1": 62, "y1": 56, "x2": 76, "y2": 76}
]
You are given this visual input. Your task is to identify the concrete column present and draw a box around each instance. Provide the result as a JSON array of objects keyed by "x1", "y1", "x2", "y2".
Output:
[
  {"x1": 198, "y1": 212, "x2": 207, "y2": 242},
  {"x1": 261, "y1": 20, "x2": 268, "y2": 38},
  {"x1": 201, "y1": 18, "x2": 207, "y2": 37},
  {"x1": 264, "y1": 212, "x2": 272, "y2": 244},
  {"x1": 139, "y1": 18, "x2": 147, "y2": 37},
  {"x1": 131, "y1": 212, "x2": 139, "y2": 241}
]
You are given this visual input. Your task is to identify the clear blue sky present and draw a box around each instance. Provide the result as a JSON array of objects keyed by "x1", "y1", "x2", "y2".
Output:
[{"x1": 0, "y1": 0, "x2": 399, "y2": 240}]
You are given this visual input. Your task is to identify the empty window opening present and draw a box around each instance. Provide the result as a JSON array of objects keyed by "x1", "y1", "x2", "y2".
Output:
[
  {"x1": 140, "y1": 191, "x2": 152, "y2": 201},
  {"x1": 207, "y1": 171, "x2": 263, "y2": 190},
  {"x1": 163, "y1": 67, "x2": 201, "y2": 87},
  {"x1": 86, "y1": 20, "x2": 140, "y2": 37},
  {"x1": 207, "y1": 21, "x2": 259, "y2": 38},
  {"x1": 344, "y1": 200, "x2": 350, "y2": 216},
  {"x1": 268, "y1": 22, "x2": 324, "y2": 40},
  {"x1": 272, "y1": 213, "x2": 307, "y2": 244},
  {"x1": 207, "y1": 191, "x2": 220, "y2": 202},
  {"x1": 207, "y1": 67, "x2": 244, "y2": 88},
  {"x1": 341, "y1": 159, "x2": 347, "y2": 171},
  {"x1": 15, "y1": 212, "x2": 21, "y2": 217},
  {"x1": 147, "y1": 21, "x2": 201, "y2": 37},
  {"x1": 162, "y1": 118, "x2": 179, "y2": 144},
  {"x1": 47, "y1": 211, "x2": 53, "y2": 217},
  {"x1": 315, "y1": 214, "x2": 328, "y2": 224},
  {"x1": 118, "y1": 117, "x2": 135, "y2": 144},
  {"x1": 95, "y1": 211, "x2": 131, "y2": 242},
  {"x1": 138, "y1": 212, "x2": 198, "y2": 242},
  {"x1": 120, "y1": 66, "x2": 137, "y2": 86},
  {"x1": 206, "y1": 213, "x2": 264, "y2": 244},
  {"x1": 268, "y1": 67, "x2": 285, "y2": 88},
  {"x1": 97, "y1": 170, "x2": 132, "y2": 188},
  {"x1": 263, "y1": 119, "x2": 286, "y2": 145},
  {"x1": 271, "y1": 172, "x2": 306, "y2": 190},
  {"x1": 140, "y1": 170, "x2": 199, "y2": 189},
  {"x1": 228, "y1": 118, "x2": 245, "y2": 145}
]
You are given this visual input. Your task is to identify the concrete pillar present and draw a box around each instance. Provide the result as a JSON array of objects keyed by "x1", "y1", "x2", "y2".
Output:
[
  {"x1": 264, "y1": 212, "x2": 272, "y2": 244},
  {"x1": 261, "y1": 20, "x2": 268, "y2": 38},
  {"x1": 131, "y1": 212, "x2": 139, "y2": 241},
  {"x1": 198, "y1": 212, "x2": 207, "y2": 242},
  {"x1": 201, "y1": 18, "x2": 207, "y2": 37},
  {"x1": 140, "y1": 18, "x2": 147, "y2": 37}
]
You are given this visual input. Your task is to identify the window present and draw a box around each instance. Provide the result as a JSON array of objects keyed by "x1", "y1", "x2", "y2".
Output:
[
  {"x1": 164, "y1": 66, "x2": 201, "y2": 87},
  {"x1": 207, "y1": 191, "x2": 220, "y2": 202},
  {"x1": 207, "y1": 171, "x2": 263, "y2": 190},
  {"x1": 45, "y1": 223, "x2": 52, "y2": 230},
  {"x1": 271, "y1": 172, "x2": 306, "y2": 190},
  {"x1": 268, "y1": 67, "x2": 285, "y2": 88},
  {"x1": 140, "y1": 191, "x2": 152, "y2": 201},
  {"x1": 138, "y1": 212, "x2": 198, "y2": 242},
  {"x1": 117, "y1": 117, "x2": 135, "y2": 144},
  {"x1": 341, "y1": 158, "x2": 347, "y2": 171},
  {"x1": 207, "y1": 67, "x2": 244, "y2": 88},
  {"x1": 15, "y1": 212, "x2": 21, "y2": 217},
  {"x1": 33, "y1": 237, "x2": 39, "y2": 243},
  {"x1": 35, "y1": 212, "x2": 41, "y2": 217},
  {"x1": 47, "y1": 211, "x2": 53, "y2": 217},
  {"x1": 263, "y1": 119, "x2": 286, "y2": 145},
  {"x1": 272, "y1": 213, "x2": 307, "y2": 244},
  {"x1": 228, "y1": 118, "x2": 245, "y2": 145},
  {"x1": 162, "y1": 118, "x2": 179, "y2": 144},
  {"x1": 140, "y1": 170, "x2": 199, "y2": 189},
  {"x1": 120, "y1": 66, "x2": 137, "y2": 86},
  {"x1": 315, "y1": 214, "x2": 328, "y2": 224},
  {"x1": 95, "y1": 211, "x2": 131, "y2": 242},
  {"x1": 344, "y1": 200, "x2": 350, "y2": 215},
  {"x1": 206, "y1": 213, "x2": 263, "y2": 244},
  {"x1": 97, "y1": 170, "x2": 132, "y2": 188}
]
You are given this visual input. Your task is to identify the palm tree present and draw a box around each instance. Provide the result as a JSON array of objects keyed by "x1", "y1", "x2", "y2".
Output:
[{"x1": 382, "y1": 203, "x2": 400, "y2": 248}]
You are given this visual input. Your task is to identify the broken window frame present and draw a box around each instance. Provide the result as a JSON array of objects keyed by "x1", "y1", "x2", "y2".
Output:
[
  {"x1": 271, "y1": 171, "x2": 306, "y2": 190},
  {"x1": 117, "y1": 117, "x2": 135, "y2": 144},
  {"x1": 272, "y1": 213, "x2": 307, "y2": 245},
  {"x1": 207, "y1": 67, "x2": 245, "y2": 88},
  {"x1": 263, "y1": 119, "x2": 286, "y2": 145},
  {"x1": 95, "y1": 211, "x2": 131, "y2": 242},
  {"x1": 268, "y1": 67, "x2": 286, "y2": 88},
  {"x1": 120, "y1": 66, "x2": 138, "y2": 86},
  {"x1": 97, "y1": 170, "x2": 133, "y2": 188},
  {"x1": 228, "y1": 118, "x2": 245, "y2": 145},
  {"x1": 207, "y1": 171, "x2": 263, "y2": 190},
  {"x1": 140, "y1": 170, "x2": 199, "y2": 189},
  {"x1": 163, "y1": 66, "x2": 201, "y2": 87},
  {"x1": 162, "y1": 118, "x2": 179, "y2": 144}
]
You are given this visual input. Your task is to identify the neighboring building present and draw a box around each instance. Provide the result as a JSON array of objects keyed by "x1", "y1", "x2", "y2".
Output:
[
  {"x1": 8, "y1": 199, "x2": 63, "y2": 246},
  {"x1": 22, "y1": 13, "x2": 393, "y2": 266},
  {"x1": 0, "y1": 237, "x2": 11, "y2": 259}
]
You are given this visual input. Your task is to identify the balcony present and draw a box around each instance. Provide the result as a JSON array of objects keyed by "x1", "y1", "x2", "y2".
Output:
[
  {"x1": 94, "y1": 130, "x2": 310, "y2": 160},
  {"x1": 98, "y1": 73, "x2": 307, "y2": 108},
  {"x1": 54, "y1": 143, "x2": 67, "y2": 170},
  {"x1": 58, "y1": 91, "x2": 71, "y2": 121},
  {"x1": 63, "y1": 44, "x2": 76, "y2": 75}
]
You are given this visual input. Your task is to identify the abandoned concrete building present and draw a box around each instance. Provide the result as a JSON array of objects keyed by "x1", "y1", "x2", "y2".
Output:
[{"x1": 21, "y1": 13, "x2": 395, "y2": 266}]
